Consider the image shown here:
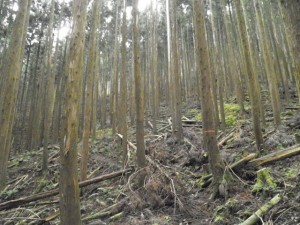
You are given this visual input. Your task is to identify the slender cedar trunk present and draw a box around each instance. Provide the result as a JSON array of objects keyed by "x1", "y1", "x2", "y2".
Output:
[
  {"x1": 120, "y1": 0, "x2": 128, "y2": 167},
  {"x1": 166, "y1": 0, "x2": 176, "y2": 133},
  {"x1": 129, "y1": 54, "x2": 135, "y2": 126},
  {"x1": 80, "y1": 0, "x2": 100, "y2": 181},
  {"x1": 59, "y1": 0, "x2": 88, "y2": 223},
  {"x1": 218, "y1": 27, "x2": 226, "y2": 131},
  {"x1": 27, "y1": 32, "x2": 42, "y2": 150},
  {"x1": 133, "y1": 0, "x2": 146, "y2": 173},
  {"x1": 254, "y1": 0, "x2": 281, "y2": 126},
  {"x1": 31, "y1": 50, "x2": 44, "y2": 149},
  {"x1": 110, "y1": 1, "x2": 120, "y2": 135},
  {"x1": 91, "y1": 37, "x2": 100, "y2": 141},
  {"x1": 280, "y1": 1, "x2": 299, "y2": 103},
  {"x1": 170, "y1": 0, "x2": 183, "y2": 143},
  {"x1": 58, "y1": 39, "x2": 69, "y2": 158},
  {"x1": 42, "y1": 0, "x2": 55, "y2": 173},
  {"x1": 17, "y1": 41, "x2": 32, "y2": 146},
  {"x1": 144, "y1": 17, "x2": 150, "y2": 119},
  {"x1": 277, "y1": 1, "x2": 294, "y2": 92},
  {"x1": 0, "y1": 0, "x2": 30, "y2": 191},
  {"x1": 233, "y1": 0, "x2": 264, "y2": 151},
  {"x1": 100, "y1": 52, "x2": 109, "y2": 128},
  {"x1": 222, "y1": 0, "x2": 245, "y2": 115},
  {"x1": 208, "y1": 0, "x2": 220, "y2": 129},
  {"x1": 52, "y1": 39, "x2": 68, "y2": 144},
  {"x1": 150, "y1": 0, "x2": 158, "y2": 134},
  {"x1": 193, "y1": 0, "x2": 225, "y2": 199},
  {"x1": 228, "y1": 2, "x2": 247, "y2": 111},
  {"x1": 18, "y1": 42, "x2": 32, "y2": 113}
]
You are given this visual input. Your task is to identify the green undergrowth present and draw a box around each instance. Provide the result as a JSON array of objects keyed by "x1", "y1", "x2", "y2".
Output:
[
  {"x1": 35, "y1": 176, "x2": 57, "y2": 193},
  {"x1": 283, "y1": 166, "x2": 298, "y2": 180},
  {"x1": 186, "y1": 103, "x2": 241, "y2": 126},
  {"x1": 223, "y1": 103, "x2": 240, "y2": 126},
  {"x1": 96, "y1": 128, "x2": 112, "y2": 138},
  {"x1": 252, "y1": 168, "x2": 277, "y2": 193},
  {"x1": 213, "y1": 198, "x2": 239, "y2": 224},
  {"x1": 186, "y1": 108, "x2": 201, "y2": 121}
]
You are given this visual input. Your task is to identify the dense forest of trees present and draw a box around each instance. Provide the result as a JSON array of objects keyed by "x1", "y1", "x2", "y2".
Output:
[{"x1": 0, "y1": 0, "x2": 300, "y2": 224}]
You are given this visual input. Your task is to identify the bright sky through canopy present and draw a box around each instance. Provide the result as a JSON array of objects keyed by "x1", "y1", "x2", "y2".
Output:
[
  {"x1": 138, "y1": 0, "x2": 152, "y2": 12},
  {"x1": 55, "y1": 0, "x2": 156, "y2": 40}
]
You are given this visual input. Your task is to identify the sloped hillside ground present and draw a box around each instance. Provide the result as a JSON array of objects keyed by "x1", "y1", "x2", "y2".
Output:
[{"x1": 1, "y1": 100, "x2": 300, "y2": 225}]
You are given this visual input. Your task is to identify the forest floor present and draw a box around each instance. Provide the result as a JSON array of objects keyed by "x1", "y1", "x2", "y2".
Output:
[{"x1": 1, "y1": 99, "x2": 300, "y2": 225}]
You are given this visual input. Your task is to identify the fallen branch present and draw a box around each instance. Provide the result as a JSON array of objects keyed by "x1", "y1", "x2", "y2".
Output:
[
  {"x1": 240, "y1": 194, "x2": 282, "y2": 225},
  {"x1": 285, "y1": 106, "x2": 299, "y2": 110},
  {"x1": 157, "y1": 124, "x2": 172, "y2": 132},
  {"x1": 182, "y1": 124, "x2": 202, "y2": 128},
  {"x1": 147, "y1": 121, "x2": 154, "y2": 129},
  {"x1": 82, "y1": 198, "x2": 127, "y2": 222},
  {"x1": 218, "y1": 132, "x2": 235, "y2": 147},
  {"x1": 248, "y1": 145, "x2": 300, "y2": 167},
  {"x1": 116, "y1": 133, "x2": 137, "y2": 150},
  {"x1": 184, "y1": 138, "x2": 196, "y2": 151},
  {"x1": 0, "y1": 169, "x2": 133, "y2": 211},
  {"x1": 146, "y1": 155, "x2": 184, "y2": 213}
]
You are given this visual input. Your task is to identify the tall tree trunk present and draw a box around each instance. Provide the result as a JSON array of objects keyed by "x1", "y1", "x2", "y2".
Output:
[
  {"x1": 120, "y1": 0, "x2": 128, "y2": 167},
  {"x1": 150, "y1": 0, "x2": 159, "y2": 135},
  {"x1": 166, "y1": 0, "x2": 176, "y2": 133},
  {"x1": 133, "y1": 0, "x2": 146, "y2": 177},
  {"x1": 170, "y1": 0, "x2": 183, "y2": 143},
  {"x1": 110, "y1": 1, "x2": 120, "y2": 135},
  {"x1": 254, "y1": 0, "x2": 281, "y2": 126},
  {"x1": 0, "y1": 0, "x2": 30, "y2": 191},
  {"x1": 234, "y1": 0, "x2": 264, "y2": 151},
  {"x1": 80, "y1": 0, "x2": 100, "y2": 181},
  {"x1": 193, "y1": 0, "x2": 225, "y2": 199},
  {"x1": 59, "y1": 0, "x2": 88, "y2": 223},
  {"x1": 42, "y1": 0, "x2": 56, "y2": 173}
]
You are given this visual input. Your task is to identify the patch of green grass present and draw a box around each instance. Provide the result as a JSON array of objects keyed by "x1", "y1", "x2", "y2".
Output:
[
  {"x1": 223, "y1": 103, "x2": 240, "y2": 126},
  {"x1": 96, "y1": 128, "x2": 112, "y2": 138},
  {"x1": 0, "y1": 188, "x2": 19, "y2": 199},
  {"x1": 186, "y1": 103, "x2": 242, "y2": 126},
  {"x1": 35, "y1": 177, "x2": 57, "y2": 193},
  {"x1": 213, "y1": 205, "x2": 228, "y2": 223},
  {"x1": 186, "y1": 109, "x2": 202, "y2": 122},
  {"x1": 284, "y1": 168, "x2": 297, "y2": 179}
]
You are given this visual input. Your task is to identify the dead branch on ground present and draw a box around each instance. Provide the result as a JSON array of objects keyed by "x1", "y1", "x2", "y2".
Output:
[{"x1": 0, "y1": 169, "x2": 133, "y2": 211}]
